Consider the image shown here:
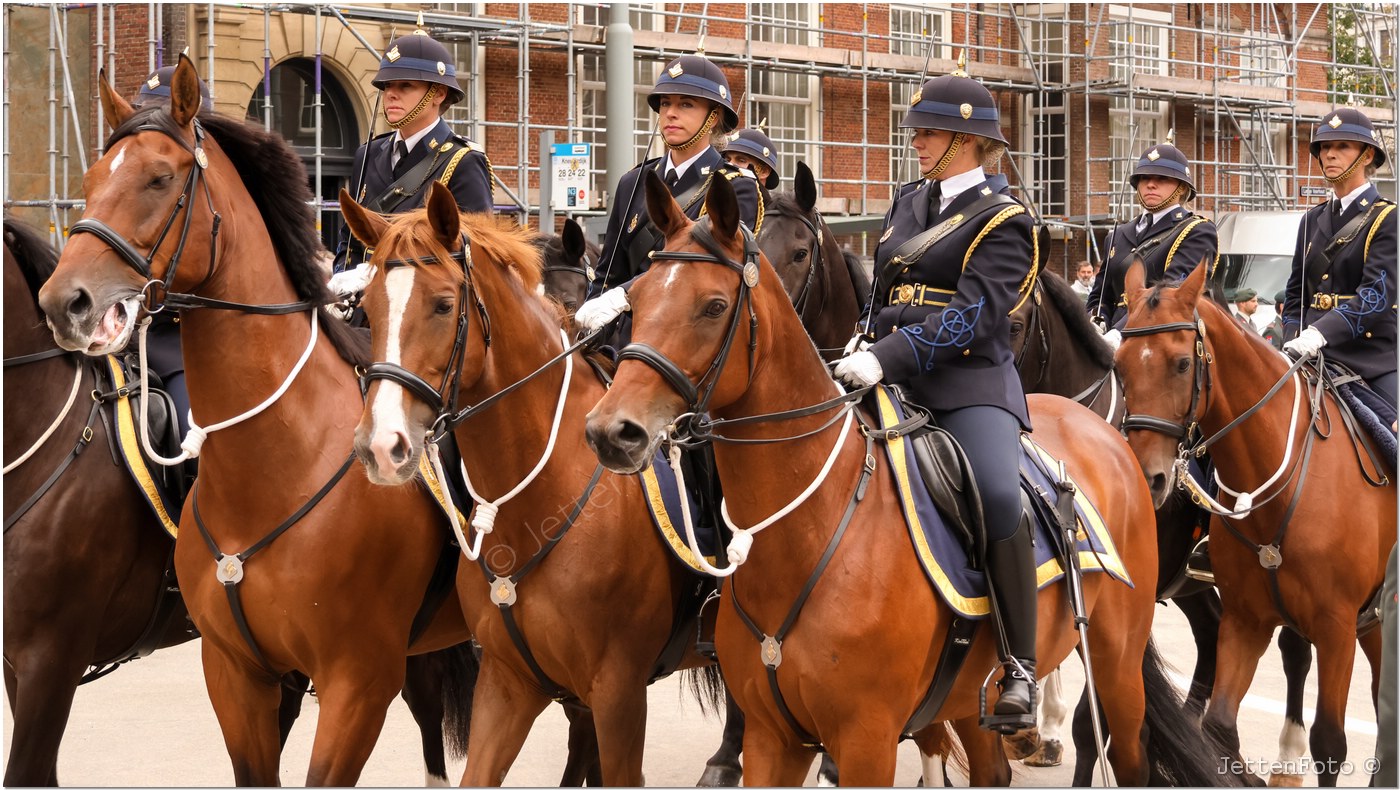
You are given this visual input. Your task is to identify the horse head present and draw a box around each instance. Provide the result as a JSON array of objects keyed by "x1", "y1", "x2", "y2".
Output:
[
  {"x1": 40, "y1": 54, "x2": 218, "y2": 354},
  {"x1": 343, "y1": 181, "x2": 547, "y2": 484},
  {"x1": 757, "y1": 161, "x2": 824, "y2": 305},
  {"x1": 539, "y1": 218, "x2": 597, "y2": 318},
  {"x1": 586, "y1": 169, "x2": 803, "y2": 474},
  {"x1": 1117, "y1": 258, "x2": 1212, "y2": 507}
]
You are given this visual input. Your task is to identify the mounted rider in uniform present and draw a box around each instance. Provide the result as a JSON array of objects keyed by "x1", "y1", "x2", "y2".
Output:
[
  {"x1": 721, "y1": 126, "x2": 781, "y2": 191},
  {"x1": 1087, "y1": 139, "x2": 1218, "y2": 349},
  {"x1": 835, "y1": 58, "x2": 1040, "y2": 733}
]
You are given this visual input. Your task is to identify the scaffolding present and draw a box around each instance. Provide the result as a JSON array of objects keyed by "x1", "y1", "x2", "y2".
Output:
[{"x1": 5, "y1": 2, "x2": 1398, "y2": 274}]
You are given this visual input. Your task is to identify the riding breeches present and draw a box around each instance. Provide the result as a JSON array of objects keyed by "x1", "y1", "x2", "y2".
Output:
[{"x1": 932, "y1": 404, "x2": 1023, "y2": 542}]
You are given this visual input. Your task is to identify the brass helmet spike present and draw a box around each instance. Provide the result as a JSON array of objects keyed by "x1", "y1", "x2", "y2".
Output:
[
  {"x1": 1165, "y1": 128, "x2": 1175, "y2": 146},
  {"x1": 951, "y1": 49, "x2": 969, "y2": 78},
  {"x1": 755, "y1": 117, "x2": 768, "y2": 134},
  {"x1": 696, "y1": 35, "x2": 706, "y2": 56},
  {"x1": 417, "y1": 10, "x2": 425, "y2": 28},
  {"x1": 1346, "y1": 93, "x2": 1359, "y2": 108}
]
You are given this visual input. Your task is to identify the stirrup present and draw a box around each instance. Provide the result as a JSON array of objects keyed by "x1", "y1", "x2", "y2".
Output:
[
  {"x1": 978, "y1": 662, "x2": 1037, "y2": 734},
  {"x1": 1184, "y1": 535, "x2": 1214, "y2": 584}
]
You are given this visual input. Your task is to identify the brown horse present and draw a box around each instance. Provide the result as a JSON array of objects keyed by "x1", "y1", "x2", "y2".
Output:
[
  {"x1": 582, "y1": 169, "x2": 1236, "y2": 786},
  {"x1": 1116, "y1": 259, "x2": 1393, "y2": 786},
  {"x1": 341, "y1": 180, "x2": 717, "y2": 786},
  {"x1": 538, "y1": 217, "x2": 600, "y2": 319},
  {"x1": 36, "y1": 57, "x2": 472, "y2": 785},
  {"x1": 3, "y1": 219, "x2": 200, "y2": 786}
]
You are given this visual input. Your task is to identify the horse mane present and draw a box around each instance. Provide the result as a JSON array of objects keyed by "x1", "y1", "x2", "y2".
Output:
[
  {"x1": 3, "y1": 215, "x2": 59, "y2": 301},
  {"x1": 106, "y1": 106, "x2": 367, "y2": 366},
  {"x1": 1037, "y1": 269, "x2": 1116, "y2": 369}
]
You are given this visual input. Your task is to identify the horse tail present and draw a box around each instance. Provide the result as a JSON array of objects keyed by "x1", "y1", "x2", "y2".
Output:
[
  {"x1": 683, "y1": 664, "x2": 726, "y2": 717},
  {"x1": 1138, "y1": 637, "x2": 1243, "y2": 787},
  {"x1": 424, "y1": 641, "x2": 479, "y2": 761}
]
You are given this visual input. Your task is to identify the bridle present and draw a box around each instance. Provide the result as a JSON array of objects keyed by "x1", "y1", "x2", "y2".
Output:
[
  {"x1": 1118, "y1": 312, "x2": 1213, "y2": 445},
  {"x1": 772, "y1": 207, "x2": 826, "y2": 320},
  {"x1": 540, "y1": 249, "x2": 595, "y2": 284},
  {"x1": 614, "y1": 217, "x2": 761, "y2": 430}
]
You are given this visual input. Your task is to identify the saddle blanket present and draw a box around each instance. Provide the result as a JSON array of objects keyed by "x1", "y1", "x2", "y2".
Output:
[
  {"x1": 1332, "y1": 366, "x2": 1397, "y2": 475},
  {"x1": 639, "y1": 451, "x2": 718, "y2": 574},
  {"x1": 870, "y1": 385, "x2": 1132, "y2": 619},
  {"x1": 105, "y1": 356, "x2": 180, "y2": 539}
]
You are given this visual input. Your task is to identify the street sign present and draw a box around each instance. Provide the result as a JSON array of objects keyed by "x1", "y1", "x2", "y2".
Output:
[
  {"x1": 550, "y1": 142, "x2": 592, "y2": 211},
  {"x1": 1300, "y1": 185, "x2": 1332, "y2": 198}
]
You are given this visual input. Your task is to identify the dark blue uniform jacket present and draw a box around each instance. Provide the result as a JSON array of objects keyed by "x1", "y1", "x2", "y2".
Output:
[
  {"x1": 1088, "y1": 207, "x2": 1218, "y2": 329},
  {"x1": 1282, "y1": 184, "x2": 1397, "y2": 380}
]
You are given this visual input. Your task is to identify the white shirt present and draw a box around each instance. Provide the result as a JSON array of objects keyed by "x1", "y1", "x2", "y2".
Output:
[
  {"x1": 1137, "y1": 203, "x2": 1181, "y2": 233},
  {"x1": 391, "y1": 125, "x2": 436, "y2": 170},
  {"x1": 1336, "y1": 181, "x2": 1372, "y2": 214},
  {"x1": 931, "y1": 166, "x2": 987, "y2": 215},
  {"x1": 665, "y1": 147, "x2": 709, "y2": 183}
]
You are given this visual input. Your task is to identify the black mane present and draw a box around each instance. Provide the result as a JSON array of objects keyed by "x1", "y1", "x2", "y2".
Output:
[
  {"x1": 106, "y1": 106, "x2": 366, "y2": 366},
  {"x1": 1038, "y1": 269, "x2": 1116, "y2": 370},
  {"x1": 3, "y1": 215, "x2": 59, "y2": 302}
]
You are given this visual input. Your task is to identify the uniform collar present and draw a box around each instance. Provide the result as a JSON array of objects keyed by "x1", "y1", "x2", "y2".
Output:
[
  {"x1": 394, "y1": 118, "x2": 442, "y2": 155},
  {"x1": 1336, "y1": 181, "x2": 1376, "y2": 214},
  {"x1": 931, "y1": 166, "x2": 987, "y2": 214},
  {"x1": 1139, "y1": 203, "x2": 1182, "y2": 231},
  {"x1": 666, "y1": 146, "x2": 712, "y2": 182}
]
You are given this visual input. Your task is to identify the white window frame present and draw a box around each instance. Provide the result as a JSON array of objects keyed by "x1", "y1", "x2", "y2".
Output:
[
  {"x1": 888, "y1": 4, "x2": 952, "y2": 60},
  {"x1": 745, "y1": 4, "x2": 819, "y2": 182},
  {"x1": 1107, "y1": 6, "x2": 1171, "y2": 218}
]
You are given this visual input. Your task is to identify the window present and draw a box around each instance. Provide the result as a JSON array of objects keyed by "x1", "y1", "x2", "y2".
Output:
[
  {"x1": 889, "y1": 4, "x2": 949, "y2": 58},
  {"x1": 889, "y1": 80, "x2": 923, "y2": 184},
  {"x1": 1027, "y1": 19, "x2": 1069, "y2": 216},
  {"x1": 577, "y1": 3, "x2": 661, "y2": 29},
  {"x1": 578, "y1": 55, "x2": 660, "y2": 174},
  {"x1": 752, "y1": 3, "x2": 811, "y2": 46},
  {"x1": 1107, "y1": 8, "x2": 1170, "y2": 217},
  {"x1": 1240, "y1": 43, "x2": 1287, "y2": 88},
  {"x1": 749, "y1": 68, "x2": 815, "y2": 182}
]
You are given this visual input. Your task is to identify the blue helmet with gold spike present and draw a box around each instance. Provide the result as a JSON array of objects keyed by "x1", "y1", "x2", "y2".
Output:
[
  {"x1": 1311, "y1": 107, "x2": 1387, "y2": 168},
  {"x1": 899, "y1": 54, "x2": 1005, "y2": 144},
  {"x1": 648, "y1": 53, "x2": 739, "y2": 131},
  {"x1": 373, "y1": 30, "x2": 465, "y2": 108},
  {"x1": 1130, "y1": 142, "x2": 1196, "y2": 198},
  {"x1": 136, "y1": 66, "x2": 213, "y2": 113}
]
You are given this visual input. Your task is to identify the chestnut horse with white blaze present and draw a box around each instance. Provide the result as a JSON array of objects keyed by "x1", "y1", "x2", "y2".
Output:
[
  {"x1": 1116, "y1": 259, "x2": 1392, "y2": 786},
  {"x1": 582, "y1": 170, "x2": 1238, "y2": 786},
  {"x1": 36, "y1": 56, "x2": 472, "y2": 785}
]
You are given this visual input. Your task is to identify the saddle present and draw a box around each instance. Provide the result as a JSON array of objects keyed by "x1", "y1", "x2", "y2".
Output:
[
  {"x1": 100, "y1": 353, "x2": 188, "y2": 532},
  {"x1": 890, "y1": 387, "x2": 987, "y2": 565}
]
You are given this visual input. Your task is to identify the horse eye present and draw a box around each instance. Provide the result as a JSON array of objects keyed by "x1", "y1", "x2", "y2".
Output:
[
  {"x1": 148, "y1": 173, "x2": 172, "y2": 189},
  {"x1": 793, "y1": 249, "x2": 809, "y2": 262},
  {"x1": 434, "y1": 297, "x2": 455, "y2": 315},
  {"x1": 1176, "y1": 357, "x2": 1191, "y2": 374},
  {"x1": 703, "y1": 298, "x2": 728, "y2": 318},
  {"x1": 1010, "y1": 321, "x2": 1024, "y2": 335}
]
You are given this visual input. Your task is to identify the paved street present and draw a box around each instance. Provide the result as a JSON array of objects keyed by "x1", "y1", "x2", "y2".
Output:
[{"x1": 3, "y1": 601, "x2": 1379, "y2": 786}]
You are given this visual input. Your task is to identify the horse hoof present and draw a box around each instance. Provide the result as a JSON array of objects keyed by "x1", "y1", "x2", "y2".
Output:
[
  {"x1": 1023, "y1": 739, "x2": 1063, "y2": 767},
  {"x1": 1267, "y1": 772, "x2": 1306, "y2": 788},
  {"x1": 696, "y1": 765, "x2": 742, "y2": 787},
  {"x1": 1001, "y1": 727, "x2": 1042, "y2": 760}
]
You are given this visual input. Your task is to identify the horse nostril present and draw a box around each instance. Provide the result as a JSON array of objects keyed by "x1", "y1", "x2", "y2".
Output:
[
  {"x1": 389, "y1": 433, "x2": 410, "y2": 465},
  {"x1": 66, "y1": 288, "x2": 92, "y2": 319},
  {"x1": 1150, "y1": 473, "x2": 1168, "y2": 498},
  {"x1": 611, "y1": 420, "x2": 649, "y2": 452}
]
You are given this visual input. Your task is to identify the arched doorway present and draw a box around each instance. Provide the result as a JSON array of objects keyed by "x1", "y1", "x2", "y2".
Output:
[{"x1": 246, "y1": 58, "x2": 359, "y2": 253}]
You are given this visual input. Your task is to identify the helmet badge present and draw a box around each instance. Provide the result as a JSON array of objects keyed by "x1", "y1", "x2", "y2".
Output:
[
  {"x1": 762, "y1": 147, "x2": 770, "y2": 157},
  {"x1": 669, "y1": 63, "x2": 684, "y2": 78},
  {"x1": 910, "y1": 90, "x2": 922, "y2": 106},
  {"x1": 1329, "y1": 114, "x2": 1343, "y2": 128},
  {"x1": 386, "y1": 45, "x2": 401, "y2": 62},
  {"x1": 147, "y1": 74, "x2": 161, "y2": 89},
  {"x1": 1147, "y1": 149, "x2": 1161, "y2": 161},
  {"x1": 437, "y1": 61, "x2": 446, "y2": 75},
  {"x1": 719, "y1": 85, "x2": 727, "y2": 99},
  {"x1": 959, "y1": 103, "x2": 973, "y2": 120}
]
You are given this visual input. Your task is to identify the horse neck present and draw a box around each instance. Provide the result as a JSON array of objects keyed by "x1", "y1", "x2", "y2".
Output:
[
  {"x1": 453, "y1": 268, "x2": 593, "y2": 495},
  {"x1": 1032, "y1": 302, "x2": 1116, "y2": 418},
  {"x1": 1192, "y1": 304, "x2": 1294, "y2": 480}
]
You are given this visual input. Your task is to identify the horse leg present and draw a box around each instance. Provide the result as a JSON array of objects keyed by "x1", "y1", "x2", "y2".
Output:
[
  {"x1": 1085, "y1": 611, "x2": 1150, "y2": 786},
  {"x1": 1202, "y1": 615, "x2": 1274, "y2": 786},
  {"x1": 459, "y1": 662, "x2": 550, "y2": 786},
  {"x1": 1021, "y1": 668, "x2": 1067, "y2": 766},
  {"x1": 589, "y1": 684, "x2": 649, "y2": 785},
  {"x1": 201, "y1": 643, "x2": 286, "y2": 786},
  {"x1": 1173, "y1": 590, "x2": 1223, "y2": 717},
  {"x1": 1068, "y1": 684, "x2": 1102, "y2": 786},
  {"x1": 277, "y1": 672, "x2": 312, "y2": 750},
  {"x1": 400, "y1": 653, "x2": 450, "y2": 786},
  {"x1": 1269, "y1": 629, "x2": 1312, "y2": 787},
  {"x1": 739, "y1": 722, "x2": 817, "y2": 787},
  {"x1": 301, "y1": 664, "x2": 405, "y2": 786},
  {"x1": 559, "y1": 703, "x2": 602, "y2": 786},
  {"x1": 697, "y1": 685, "x2": 744, "y2": 786},
  {"x1": 2, "y1": 641, "x2": 85, "y2": 787},
  {"x1": 1308, "y1": 625, "x2": 1360, "y2": 787},
  {"x1": 910, "y1": 723, "x2": 953, "y2": 786},
  {"x1": 949, "y1": 715, "x2": 1012, "y2": 786}
]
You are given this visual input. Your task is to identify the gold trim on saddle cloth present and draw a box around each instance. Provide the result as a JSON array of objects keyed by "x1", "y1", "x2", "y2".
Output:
[
  {"x1": 416, "y1": 454, "x2": 468, "y2": 529},
  {"x1": 1019, "y1": 435, "x2": 1131, "y2": 584},
  {"x1": 105, "y1": 356, "x2": 179, "y2": 539},
  {"x1": 640, "y1": 465, "x2": 717, "y2": 573}
]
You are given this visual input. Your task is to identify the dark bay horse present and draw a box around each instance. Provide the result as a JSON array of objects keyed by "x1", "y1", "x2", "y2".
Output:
[
  {"x1": 342, "y1": 181, "x2": 718, "y2": 785},
  {"x1": 3, "y1": 219, "x2": 198, "y2": 785},
  {"x1": 538, "y1": 217, "x2": 600, "y2": 319},
  {"x1": 756, "y1": 161, "x2": 869, "y2": 361},
  {"x1": 584, "y1": 170, "x2": 1235, "y2": 786},
  {"x1": 36, "y1": 58, "x2": 473, "y2": 785},
  {"x1": 1010, "y1": 269, "x2": 1316, "y2": 784},
  {"x1": 1116, "y1": 260, "x2": 1392, "y2": 786}
]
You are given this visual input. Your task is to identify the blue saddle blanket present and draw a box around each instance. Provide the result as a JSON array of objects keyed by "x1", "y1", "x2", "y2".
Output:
[
  {"x1": 639, "y1": 450, "x2": 718, "y2": 574},
  {"x1": 1332, "y1": 366, "x2": 1398, "y2": 475},
  {"x1": 869, "y1": 385, "x2": 1132, "y2": 619}
]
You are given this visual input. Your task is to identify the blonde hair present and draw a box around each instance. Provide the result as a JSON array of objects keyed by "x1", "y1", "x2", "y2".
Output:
[{"x1": 976, "y1": 137, "x2": 1007, "y2": 169}]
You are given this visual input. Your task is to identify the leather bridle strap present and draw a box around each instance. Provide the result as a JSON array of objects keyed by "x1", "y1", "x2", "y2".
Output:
[{"x1": 1118, "y1": 318, "x2": 1205, "y2": 440}]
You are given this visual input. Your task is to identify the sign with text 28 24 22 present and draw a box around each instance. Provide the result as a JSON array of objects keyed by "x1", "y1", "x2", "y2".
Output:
[{"x1": 551, "y1": 143, "x2": 592, "y2": 211}]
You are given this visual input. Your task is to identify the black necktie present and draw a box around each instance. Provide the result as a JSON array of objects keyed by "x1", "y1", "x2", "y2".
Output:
[
  {"x1": 393, "y1": 140, "x2": 410, "y2": 179},
  {"x1": 664, "y1": 168, "x2": 681, "y2": 191},
  {"x1": 1333, "y1": 199, "x2": 1343, "y2": 217},
  {"x1": 927, "y1": 181, "x2": 942, "y2": 219}
]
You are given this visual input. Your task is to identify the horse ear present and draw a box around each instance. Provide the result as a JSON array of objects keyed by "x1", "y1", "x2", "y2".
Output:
[
  {"x1": 425, "y1": 181, "x2": 461, "y2": 246},
  {"x1": 168, "y1": 54, "x2": 203, "y2": 127},
  {"x1": 705, "y1": 173, "x2": 740, "y2": 243},
  {"x1": 562, "y1": 218, "x2": 586, "y2": 259},
  {"x1": 1124, "y1": 258, "x2": 1147, "y2": 302},
  {"x1": 794, "y1": 161, "x2": 817, "y2": 213},
  {"x1": 339, "y1": 187, "x2": 388, "y2": 249},
  {"x1": 1178, "y1": 257, "x2": 1209, "y2": 303},
  {"x1": 98, "y1": 68, "x2": 134, "y2": 130},
  {"x1": 644, "y1": 169, "x2": 688, "y2": 240}
]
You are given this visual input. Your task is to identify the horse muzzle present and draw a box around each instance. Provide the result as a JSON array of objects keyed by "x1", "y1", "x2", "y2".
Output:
[
  {"x1": 584, "y1": 414, "x2": 656, "y2": 475},
  {"x1": 353, "y1": 419, "x2": 422, "y2": 486},
  {"x1": 38, "y1": 280, "x2": 141, "y2": 356}
]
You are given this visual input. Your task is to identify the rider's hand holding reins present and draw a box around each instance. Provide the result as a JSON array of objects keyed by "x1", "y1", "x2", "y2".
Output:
[
  {"x1": 842, "y1": 333, "x2": 872, "y2": 356},
  {"x1": 834, "y1": 350, "x2": 883, "y2": 387},
  {"x1": 1102, "y1": 328, "x2": 1122, "y2": 352},
  {"x1": 328, "y1": 263, "x2": 377, "y2": 297},
  {"x1": 575, "y1": 286, "x2": 630, "y2": 331},
  {"x1": 1283, "y1": 326, "x2": 1327, "y2": 359}
]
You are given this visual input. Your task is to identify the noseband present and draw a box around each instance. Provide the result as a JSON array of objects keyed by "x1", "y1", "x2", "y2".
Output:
[
  {"x1": 615, "y1": 218, "x2": 761, "y2": 428},
  {"x1": 359, "y1": 234, "x2": 494, "y2": 439},
  {"x1": 541, "y1": 250, "x2": 596, "y2": 283},
  {"x1": 1118, "y1": 313, "x2": 1211, "y2": 446}
]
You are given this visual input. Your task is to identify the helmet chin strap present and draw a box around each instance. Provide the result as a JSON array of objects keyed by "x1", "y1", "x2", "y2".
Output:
[
  {"x1": 666, "y1": 107, "x2": 720, "y2": 152},
  {"x1": 1322, "y1": 147, "x2": 1371, "y2": 187},
  {"x1": 385, "y1": 85, "x2": 439, "y2": 131},
  {"x1": 1136, "y1": 180, "x2": 1187, "y2": 213},
  {"x1": 921, "y1": 132, "x2": 966, "y2": 180}
]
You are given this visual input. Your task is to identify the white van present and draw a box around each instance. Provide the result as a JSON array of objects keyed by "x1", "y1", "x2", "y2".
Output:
[{"x1": 1210, "y1": 210, "x2": 1307, "y2": 333}]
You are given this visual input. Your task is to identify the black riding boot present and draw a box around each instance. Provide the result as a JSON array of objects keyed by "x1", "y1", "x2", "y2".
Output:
[{"x1": 982, "y1": 520, "x2": 1038, "y2": 733}]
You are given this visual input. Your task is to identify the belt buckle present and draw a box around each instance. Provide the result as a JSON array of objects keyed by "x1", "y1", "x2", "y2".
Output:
[
  {"x1": 896, "y1": 284, "x2": 915, "y2": 305},
  {"x1": 1316, "y1": 293, "x2": 1335, "y2": 310}
]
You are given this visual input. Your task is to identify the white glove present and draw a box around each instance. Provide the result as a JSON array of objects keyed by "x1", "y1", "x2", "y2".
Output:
[
  {"x1": 1102, "y1": 329, "x2": 1122, "y2": 351},
  {"x1": 328, "y1": 263, "x2": 376, "y2": 297},
  {"x1": 575, "y1": 287, "x2": 630, "y2": 331},
  {"x1": 843, "y1": 334, "x2": 872, "y2": 356},
  {"x1": 1283, "y1": 326, "x2": 1327, "y2": 359},
  {"x1": 833, "y1": 350, "x2": 884, "y2": 387}
]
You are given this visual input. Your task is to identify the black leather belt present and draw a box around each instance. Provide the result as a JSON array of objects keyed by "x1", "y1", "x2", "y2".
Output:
[
  {"x1": 1311, "y1": 293, "x2": 1354, "y2": 310},
  {"x1": 887, "y1": 282, "x2": 953, "y2": 308}
]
